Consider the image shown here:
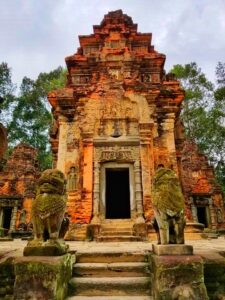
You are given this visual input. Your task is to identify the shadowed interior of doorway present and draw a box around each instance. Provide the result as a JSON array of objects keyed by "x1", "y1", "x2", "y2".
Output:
[
  {"x1": 105, "y1": 168, "x2": 130, "y2": 219},
  {"x1": 2, "y1": 207, "x2": 12, "y2": 232}
]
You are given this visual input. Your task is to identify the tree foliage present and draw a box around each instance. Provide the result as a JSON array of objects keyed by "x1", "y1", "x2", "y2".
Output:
[
  {"x1": 0, "y1": 62, "x2": 16, "y2": 125},
  {"x1": 171, "y1": 62, "x2": 225, "y2": 192},
  {"x1": 0, "y1": 64, "x2": 66, "y2": 170}
]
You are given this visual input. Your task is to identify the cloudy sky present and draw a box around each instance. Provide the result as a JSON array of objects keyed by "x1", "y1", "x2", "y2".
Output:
[{"x1": 1, "y1": 0, "x2": 225, "y2": 87}]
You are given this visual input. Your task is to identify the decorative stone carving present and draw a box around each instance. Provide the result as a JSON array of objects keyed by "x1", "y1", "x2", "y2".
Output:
[
  {"x1": 95, "y1": 146, "x2": 139, "y2": 162},
  {"x1": 108, "y1": 68, "x2": 120, "y2": 79},
  {"x1": 217, "y1": 208, "x2": 223, "y2": 223},
  {"x1": 101, "y1": 150, "x2": 132, "y2": 161},
  {"x1": 67, "y1": 167, "x2": 78, "y2": 191},
  {"x1": 152, "y1": 166, "x2": 185, "y2": 244},
  {"x1": 141, "y1": 73, "x2": 151, "y2": 82},
  {"x1": 24, "y1": 169, "x2": 68, "y2": 256}
]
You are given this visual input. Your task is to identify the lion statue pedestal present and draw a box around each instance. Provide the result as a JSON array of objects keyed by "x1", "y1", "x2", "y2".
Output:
[
  {"x1": 150, "y1": 167, "x2": 208, "y2": 299},
  {"x1": 24, "y1": 169, "x2": 69, "y2": 256}
]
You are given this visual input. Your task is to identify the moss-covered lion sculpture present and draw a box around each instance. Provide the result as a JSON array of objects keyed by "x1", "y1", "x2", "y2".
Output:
[
  {"x1": 32, "y1": 169, "x2": 67, "y2": 241},
  {"x1": 152, "y1": 167, "x2": 185, "y2": 244}
]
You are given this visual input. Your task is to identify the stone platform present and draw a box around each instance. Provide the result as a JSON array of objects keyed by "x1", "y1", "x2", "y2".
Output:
[
  {"x1": 152, "y1": 244, "x2": 193, "y2": 256},
  {"x1": 1, "y1": 238, "x2": 225, "y2": 299},
  {"x1": 1, "y1": 237, "x2": 225, "y2": 258}
]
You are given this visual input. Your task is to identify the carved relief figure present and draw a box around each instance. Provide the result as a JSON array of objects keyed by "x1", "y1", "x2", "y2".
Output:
[
  {"x1": 152, "y1": 165, "x2": 185, "y2": 244},
  {"x1": 67, "y1": 167, "x2": 77, "y2": 191},
  {"x1": 217, "y1": 208, "x2": 223, "y2": 223}
]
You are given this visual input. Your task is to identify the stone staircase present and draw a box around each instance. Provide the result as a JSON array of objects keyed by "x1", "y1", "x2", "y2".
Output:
[
  {"x1": 96, "y1": 220, "x2": 144, "y2": 242},
  {"x1": 67, "y1": 250, "x2": 152, "y2": 299}
]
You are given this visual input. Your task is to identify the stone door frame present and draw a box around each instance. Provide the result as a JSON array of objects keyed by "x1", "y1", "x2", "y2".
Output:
[
  {"x1": 0, "y1": 197, "x2": 22, "y2": 234},
  {"x1": 91, "y1": 159, "x2": 145, "y2": 225},
  {"x1": 100, "y1": 162, "x2": 135, "y2": 220}
]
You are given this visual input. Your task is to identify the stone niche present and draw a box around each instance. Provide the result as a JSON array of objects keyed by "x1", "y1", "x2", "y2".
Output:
[{"x1": 48, "y1": 9, "x2": 225, "y2": 240}]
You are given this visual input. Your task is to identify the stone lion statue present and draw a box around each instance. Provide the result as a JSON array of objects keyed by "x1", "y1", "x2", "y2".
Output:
[
  {"x1": 32, "y1": 169, "x2": 67, "y2": 242},
  {"x1": 152, "y1": 165, "x2": 185, "y2": 244}
]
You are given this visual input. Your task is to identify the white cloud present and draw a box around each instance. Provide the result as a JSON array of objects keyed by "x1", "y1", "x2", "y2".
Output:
[{"x1": 0, "y1": 0, "x2": 224, "y2": 86}]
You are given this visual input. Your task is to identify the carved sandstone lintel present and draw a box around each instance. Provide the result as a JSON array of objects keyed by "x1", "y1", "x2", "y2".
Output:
[
  {"x1": 101, "y1": 150, "x2": 132, "y2": 161},
  {"x1": 95, "y1": 146, "x2": 139, "y2": 163}
]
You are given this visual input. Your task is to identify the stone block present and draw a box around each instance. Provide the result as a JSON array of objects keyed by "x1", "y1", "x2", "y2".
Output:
[
  {"x1": 152, "y1": 244, "x2": 193, "y2": 256},
  {"x1": 133, "y1": 223, "x2": 148, "y2": 238},
  {"x1": 0, "y1": 257, "x2": 15, "y2": 299},
  {"x1": 23, "y1": 239, "x2": 69, "y2": 256},
  {"x1": 151, "y1": 254, "x2": 209, "y2": 300},
  {"x1": 204, "y1": 259, "x2": 225, "y2": 299},
  {"x1": 86, "y1": 224, "x2": 101, "y2": 241},
  {"x1": 14, "y1": 253, "x2": 74, "y2": 300}
]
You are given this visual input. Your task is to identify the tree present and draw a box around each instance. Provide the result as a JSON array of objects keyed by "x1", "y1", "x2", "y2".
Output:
[
  {"x1": 214, "y1": 62, "x2": 225, "y2": 191},
  {"x1": 0, "y1": 62, "x2": 16, "y2": 125},
  {"x1": 171, "y1": 62, "x2": 225, "y2": 192},
  {"x1": 8, "y1": 66, "x2": 66, "y2": 170}
]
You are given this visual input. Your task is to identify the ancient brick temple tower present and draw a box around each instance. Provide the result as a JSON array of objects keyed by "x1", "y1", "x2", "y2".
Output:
[{"x1": 48, "y1": 10, "x2": 225, "y2": 240}]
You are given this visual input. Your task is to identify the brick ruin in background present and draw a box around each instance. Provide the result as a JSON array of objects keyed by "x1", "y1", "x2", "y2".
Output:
[
  {"x1": 0, "y1": 143, "x2": 39, "y2": 237},
  {"x1": 48, "y1": 10, "x2": 225, "y2": 240}
]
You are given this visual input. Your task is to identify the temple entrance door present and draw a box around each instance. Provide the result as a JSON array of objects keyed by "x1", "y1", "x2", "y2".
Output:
[
  {"x1": 105, "y1": 168, "x2": 130, "y2": 219},
  {"x1": 2, "y1": 207, "x2": 12, "y2": 231},
  {"x1": 197, "y1": 206, "x2": 209, "y2": 228}
]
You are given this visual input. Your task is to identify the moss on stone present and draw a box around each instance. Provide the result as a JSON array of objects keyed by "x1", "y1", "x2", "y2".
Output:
[
  {"x1": 14, "y1": 253, "x2": 74, "y2": 300},
  {"x1": 152, "y1": 168, "x2": 185, "y2": 213},
  {"x1": 0, "y1": 257, "x2": 15, "y2": 299}
]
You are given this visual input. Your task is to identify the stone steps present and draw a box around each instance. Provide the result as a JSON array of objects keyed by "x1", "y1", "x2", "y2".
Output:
[
  {"x1": 76, "y1": 251, "x2": 149, "y2": 263},
  {"x1": 100, "y1": 230, "x2": 133, "y2": 236},
  {"x1": 102, "y1": 219, "x2": 133, "y2": 225},
  {"x1": 101, "y1": 225, "x2": 133, "y2": 230},
  {"x1": 73, "y1": 262, "x2": 150, "y2": 277},
  {"x1": 68, "y1": 250, "x2": 152, "y2": 298},
  {"x1": 97, "y1": 235, "x2": 143, "y2": 242},
  {"x1": 97, "y1": 222, "x2": 144, "y2": 242},
  {"x1": 67, "y1": 296, "x2": 153, "y2": 300},
  {"x1": 73, "y1": 235, "x2": 86, "y2": 241},
  {"x1": 69, "y1": 277, "x2": 151, "y2": 296}
]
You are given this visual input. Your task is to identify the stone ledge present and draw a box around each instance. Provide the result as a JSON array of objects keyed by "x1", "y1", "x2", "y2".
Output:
[
  {"x1": 152, "y1": 244, "x2": 193, "y2": 256},
  {"x1": 23, "y1": 240, "x2": 69, "y2": 256}
]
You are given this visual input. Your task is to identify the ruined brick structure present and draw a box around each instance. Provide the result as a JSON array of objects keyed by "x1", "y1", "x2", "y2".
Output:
[
  {"x1": 48, "y1": 10, "x2": 225, "y2": 239},
  {"x1": 180, "y1": 140, "x2": 224, "y2": 232},
  {"x1": 0, "y1": 143, "x2": 39, "y2": 236}
]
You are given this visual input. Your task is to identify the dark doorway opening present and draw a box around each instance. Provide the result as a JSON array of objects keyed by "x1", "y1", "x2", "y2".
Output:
[
  {"x1": 105, "y1": 168, "x2": 130, "y2": 219},
  {"x1": 197, "y1": 206, "x2": 208, "y2": 228},
  {"x1": 3, "y1": 207, "x2": 12, "y2": 230}
]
